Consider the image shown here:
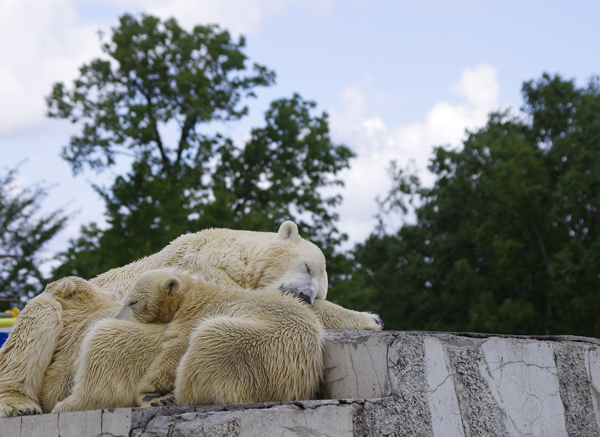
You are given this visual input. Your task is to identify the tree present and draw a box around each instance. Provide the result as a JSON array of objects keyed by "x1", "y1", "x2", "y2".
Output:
[
  {"x1": 523, "y1": 73, "x2": 600, "y2": 336},
  {"x1": 0, "y1": 168, "x2": 69, "y2": 303},
  {"x1": 50, "y1": 14, "x2": 354, "y2": 281},
  {"x1": 47, "y1": 13, "x2": 275, "y2": 178},
  {"x1": 341, "y1": 73, "x2": 600, "y2": 337},
  {"x1": 210, "y1": 95, "x2": 354, "y2": 264}
]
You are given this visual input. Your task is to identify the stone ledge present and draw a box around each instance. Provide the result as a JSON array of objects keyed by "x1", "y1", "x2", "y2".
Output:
[{"x1": 1, "y1": 330, "x2": 600, "y2": 436}]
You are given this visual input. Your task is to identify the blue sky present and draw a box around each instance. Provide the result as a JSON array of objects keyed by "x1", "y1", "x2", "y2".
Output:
[
  {"x1": 246, "y1": 0, "x2": 599, "y2": 121},
  {"x1": 1, "y1": 0, "x2": 599, "y2": 267}
]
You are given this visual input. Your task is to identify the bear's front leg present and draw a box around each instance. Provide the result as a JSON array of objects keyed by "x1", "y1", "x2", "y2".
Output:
[
  {"x1": 0, "y1": 293, "x2": 63, "y2": 418},
  {"x1": 136, "y1": 329, "x2": 190, "y2": 407},
  {"x1": 310, "y1": 298, "x2": 384, "y2": 330},
  {"x1": 143, "y1": 392, "x2": 176, "y2": 407}
]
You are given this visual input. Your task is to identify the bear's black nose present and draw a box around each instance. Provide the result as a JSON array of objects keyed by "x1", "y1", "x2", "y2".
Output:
[{"x1": 296, "y1": 292, "x2": 312, "y2": 304}]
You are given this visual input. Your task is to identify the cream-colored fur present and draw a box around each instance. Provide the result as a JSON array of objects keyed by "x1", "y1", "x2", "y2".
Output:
[
  {"x1": 130, "y1": 269, "x2": 323, "y2": 406},
  {"x1": 0, "y1": 277, "x2": 119, "y2": 416},
  {"x1": 53, "y1": 319, "x2": 166, "y2": 412},
  {"x1": 177, "y1": 312, "x2": 322, "y2": 406},
  {"x1": 311, "y1": 299, "x2": 383, "y2": 330},
  {"x1": 0, "y1": 292, "x2": 62, "y2": 418},
  {"x1": 39, "y1": 277, "x2": 120, "y2": 413},
  {"x1": 55, "y1": 269, "x2": 323, "y2": 410},
  {"x1": 0, "y1": 221, "x2": 381, "y2": 417},
  {"x1": 94, "y1": 221, "x2": 329, "y2": 304}
]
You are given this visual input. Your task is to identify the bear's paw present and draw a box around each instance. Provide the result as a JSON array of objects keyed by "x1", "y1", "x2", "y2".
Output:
[
  {"x1": 0, "y1": 397, "x2": 42, "y2": 418},
  {"x1": 147, "y1": 392, "x2": 176, "y2": 408}
]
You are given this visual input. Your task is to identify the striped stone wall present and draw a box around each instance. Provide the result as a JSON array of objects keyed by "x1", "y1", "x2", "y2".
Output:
[{"x1": 1, "y1": 330, "x2": 599, "y2": 436}]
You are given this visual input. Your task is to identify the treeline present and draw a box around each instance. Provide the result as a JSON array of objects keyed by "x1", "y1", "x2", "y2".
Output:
[
  {"x1": 2, "y1": 13, "x2": 599, "y2": 337},
  {"x1": 333, "y1": 73, "x2": 600, "y2": 337}
]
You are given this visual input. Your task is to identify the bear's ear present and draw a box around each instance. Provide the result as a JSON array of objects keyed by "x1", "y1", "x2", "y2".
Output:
[
  {"x1": 51, "y1": 278, "x2": 76, "y2": 299},
  {"x1": 160, "y1": 277, "x2": 182, "y2": 296},
  {"x1": 277, "y1": 221, "x2": 300, "y2": 242}
]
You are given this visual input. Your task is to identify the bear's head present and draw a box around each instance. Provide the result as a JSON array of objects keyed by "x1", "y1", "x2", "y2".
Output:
[
  {"x1": 114, "y1": 269, "x2": 186, "y2": 323},
  {"x1": 253, "y1": 221, "x2": 328, "y2": 305},
  {"x1": 45, "y1": 276, "x2": 105, "y2": 306}
]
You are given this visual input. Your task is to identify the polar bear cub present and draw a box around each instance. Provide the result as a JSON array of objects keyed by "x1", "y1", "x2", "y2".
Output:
[{"x1": 117, "y1": 269, "x2": 325, "y2": 406}]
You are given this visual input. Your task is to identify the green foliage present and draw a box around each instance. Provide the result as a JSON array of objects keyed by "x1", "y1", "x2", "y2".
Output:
[
  {"x1": 50, "y1": 13, "x2": 353, "y2": 281},
  {"x1": 211, "y1": 94, "x2": 354, "y2": 248},
  {"x1": 47, "y1": 13, "x2": 275, "y2": 177},
  {"x1": 0, "y1": 168, "x2": 69, "y2": 303},
  {"x1": 53, "y1": 95, "x2": 354, "y2": 279},
  {"x1": 339, "y1": 73, "x2": 600, "y2": 336}
]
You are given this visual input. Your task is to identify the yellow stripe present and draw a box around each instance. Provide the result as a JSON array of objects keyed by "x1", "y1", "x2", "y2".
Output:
[{"x1": 0, "y1": 318, "x2": 16, "y2": 327}]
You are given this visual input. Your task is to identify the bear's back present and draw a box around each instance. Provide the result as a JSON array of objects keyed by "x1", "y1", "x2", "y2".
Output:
[
  {"x1": 175, "y1": 279, "x2": 320, "y2": 337},
  {"x1": 91, "y1": 228, "x2": 280, "y2": 300}
]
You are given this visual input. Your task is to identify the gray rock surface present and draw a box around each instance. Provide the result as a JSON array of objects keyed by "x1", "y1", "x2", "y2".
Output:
[
  {"x1": 555, "y1": 343, "x2": 599, "y2": 437},
  {"x1": 2, "y1": 330, "x2": 600, "y2": 436}
]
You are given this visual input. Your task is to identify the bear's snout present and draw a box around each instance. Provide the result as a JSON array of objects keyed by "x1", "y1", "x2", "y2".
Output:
[
  {"x1": 295, "y1": 292, "x2": 312, "y2": 304},
  {"x1": 281, "y1": 282, "x2": 315, "y2": 305}
]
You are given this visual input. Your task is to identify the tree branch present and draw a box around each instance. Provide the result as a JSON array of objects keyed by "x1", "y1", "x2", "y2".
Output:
[
  {"x1": 150, "y1": 116, "x2": 171, "y2": 174},
  {"x1": 133, "y1": 78, "x2": 172, "y2": 174},
  {"x1": 530, "y1": 217, "x2": 552, "y2": 279},
  {"x1": 175, "y1": 115, "x2": 197, "y2": 171}
]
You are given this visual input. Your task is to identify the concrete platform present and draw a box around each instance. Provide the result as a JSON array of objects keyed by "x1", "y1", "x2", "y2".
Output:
[{"x1": 1, "y1": 330, "x2": 600, "y2": 436}]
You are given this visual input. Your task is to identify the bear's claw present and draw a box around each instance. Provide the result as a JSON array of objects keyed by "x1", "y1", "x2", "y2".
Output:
[
  {"x1": 0, "y1": 399, "x2": 42, "y2": 418},
  {"x1": 145, "y1": 393, "x2": 176, "y2": 408},
  {"x1": 142, "y1": 395, "x2": 160, "y2": 403},
  {"x1": 373, "y1": 316, "x2": 384, "y2": 328}
]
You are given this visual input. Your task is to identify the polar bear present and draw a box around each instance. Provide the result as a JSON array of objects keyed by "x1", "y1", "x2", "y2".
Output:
[
  {"x1": 0, "y1": 277, "x2": 120, "y2": 416},
  {"x1": 54, "y1": 269, "x2": 323, "y2": 411},
  {"x1": 52, "y1": 317, "x2": 167, "y2": 412},
  {"x1": 38, "y1": 277, "x2": 121, "y2": 413},
  {"x1": 0, "y1": 221, "x2": 382, "y2": 417}
]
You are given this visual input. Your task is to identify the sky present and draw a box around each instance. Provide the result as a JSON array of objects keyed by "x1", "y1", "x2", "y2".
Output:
[{"x1": 1, "y1": 0, "x2": 599, "y2": 269}]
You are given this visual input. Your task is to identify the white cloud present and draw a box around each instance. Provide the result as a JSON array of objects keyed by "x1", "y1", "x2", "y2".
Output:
[
  {"x1": 0, "y1": 0, "x2": 105, "y2": 135},
  {"x1": 0, "y1": 0, "x2": 501, "y2": 262},
  {"x1": 329, "y1": 64, "x2": 500, "y2": 247},
  {"x1": 87, "y1": 0, "x2": 335, "y2": 39},
  {"x1": 407, "y1": 0, "x2": 489, "y2": 9},
  {"x1": 141, "y1": 0, "x2": 286, "y2": 36},
  {"x1": 139, "y1": 0, "x2": 335, "y2": 35},
  {"x1": 0, "y1": 0, "x2": 333, "y2": 137},
  {"x1": 1, "y1": 0, "x2": 340, "y2": 273}
]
